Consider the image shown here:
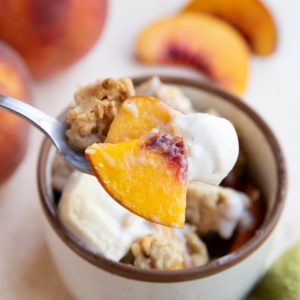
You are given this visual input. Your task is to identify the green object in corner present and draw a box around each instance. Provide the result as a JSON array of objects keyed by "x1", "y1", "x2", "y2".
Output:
[{"x1": 247, "y1": 241, "x2": 300, "y2": 300}]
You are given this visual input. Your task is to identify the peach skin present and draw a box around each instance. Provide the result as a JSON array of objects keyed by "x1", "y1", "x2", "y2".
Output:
[
  {"x1": 183, "y1": 0, "x2": 277, "y2": 56},
  {"x1": 0, "y1": 0, "x2": 108, "y2": 78},
  {"x1": 86, "y1": 135, "x2": 188, "y2": 228},
  {"x1": 137, "y1": 13, "x2": 250, "y2": 94}
]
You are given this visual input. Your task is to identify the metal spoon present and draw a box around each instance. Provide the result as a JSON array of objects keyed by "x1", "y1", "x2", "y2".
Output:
[{"x1": 0, "y1": 94, "x2": 92, "y2": 175}]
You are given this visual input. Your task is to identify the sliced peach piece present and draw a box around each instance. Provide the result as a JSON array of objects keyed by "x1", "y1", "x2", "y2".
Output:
[
  {"x1": 183, "y1": 0, "x2": 277, "y2": 56},
  {"x1": 86, "y1": 135, "x2": 187, "y2": 228},
  {"x1": 137, "y1": 13, "x2": 249, "y2": 94},
  {"x1": 106, "y1": 96, "x2": 177, "y2": 143}
]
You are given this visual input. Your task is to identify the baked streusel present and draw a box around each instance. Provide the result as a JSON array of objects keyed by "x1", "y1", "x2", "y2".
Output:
[{"x1": 66, "y1": 77, "x2": 135, "y2": 151}]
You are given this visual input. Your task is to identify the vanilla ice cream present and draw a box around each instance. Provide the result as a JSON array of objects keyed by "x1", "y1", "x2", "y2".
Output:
[
  {"x1": 58, "y1": 171, "x2": 152, "y2": 261},
  {"x1": 173, "y1": 112, "x2": 239, "y2": 185}
]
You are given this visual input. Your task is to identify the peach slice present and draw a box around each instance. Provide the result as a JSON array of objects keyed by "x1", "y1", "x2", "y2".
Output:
[
  {"x1": 106, "y1": 96, "x2": 177, "y2": 143},
  {"x1": 183, "y1": 0, "x2": 277, "y2": 56},
  {"x1": 86, "y1": 134, "x2": 188, "y2": 228},
  {"x1": 137, "y1": 13, "x2": 249, "y2": 94}
]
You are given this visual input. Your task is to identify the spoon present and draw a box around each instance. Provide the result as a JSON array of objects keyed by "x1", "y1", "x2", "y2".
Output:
[{"x1": 0, "y1": 94, "x2": 92, "y2": 175}]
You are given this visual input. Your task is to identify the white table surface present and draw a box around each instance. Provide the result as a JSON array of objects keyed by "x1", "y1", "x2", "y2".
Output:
[{"x1": 0, "y1": 1, "x2": 299, "y2": 299}]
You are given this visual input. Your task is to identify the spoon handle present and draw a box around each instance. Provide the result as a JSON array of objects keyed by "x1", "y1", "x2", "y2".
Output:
[{"x1": 0, "y1": 94, "x2": 65, "y2": 149}]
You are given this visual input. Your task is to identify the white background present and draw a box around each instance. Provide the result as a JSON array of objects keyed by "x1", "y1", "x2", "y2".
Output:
[{"x1": 0, "y1": 0, "x2": 299, "y2": 299}]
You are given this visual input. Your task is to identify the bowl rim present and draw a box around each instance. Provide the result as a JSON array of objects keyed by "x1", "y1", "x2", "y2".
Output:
[{"x1": 37, "y1": 75, "x2": 287, "y2": 283}]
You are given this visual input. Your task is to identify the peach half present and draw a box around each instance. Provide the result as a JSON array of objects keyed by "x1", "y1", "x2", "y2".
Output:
[
  {"x1": 106, "y1": 96, "x2": 177, "y2": 143},
  {"x1": 137, "y1": 13, "x2": 250, "y2": 94},
  {"x1": 183, "y1": 0, "x2": 277, "y2": 56},
  {"x1": 86, "y1": 135, "x2": 188, "y2": 228},
  {"x1": 0, "y1": 0, "x2": 108, "y2": 78}
]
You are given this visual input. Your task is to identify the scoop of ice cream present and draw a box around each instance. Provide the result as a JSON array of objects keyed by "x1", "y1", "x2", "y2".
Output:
[
  {"x1": 58, "y1": 171, "x2": 152, "y2": 261},
  {"x1": 173, "y1": 112, "x2": 239, "y2": 185}
]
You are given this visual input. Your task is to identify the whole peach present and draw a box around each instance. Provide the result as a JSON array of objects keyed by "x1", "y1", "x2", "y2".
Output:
[
  {"x1": 0, "y1": 41, "x2": 32, "y2": 185},
  {"x1": 0, "y1": 0, "x2": 108, "y2": 79}
]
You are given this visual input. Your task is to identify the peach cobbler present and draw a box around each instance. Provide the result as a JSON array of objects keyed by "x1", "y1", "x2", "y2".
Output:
[{"x1": 52, "y1": 76, "x2": 264, "y2": 270}]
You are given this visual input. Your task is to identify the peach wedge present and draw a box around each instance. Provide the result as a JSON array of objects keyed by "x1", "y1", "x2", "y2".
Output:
[
  {"x1": 183, "y1": 0, "x2": 277, "y2": 56},
  {"x1": 86, "y1": 135, "x2": 188, "y2": 228},
  {"x1": 137, "y1": 13, "x2": 249, "y2": 94},
  {"x1": 106, "y1": 96, "x2": 176, "y2": 143}
]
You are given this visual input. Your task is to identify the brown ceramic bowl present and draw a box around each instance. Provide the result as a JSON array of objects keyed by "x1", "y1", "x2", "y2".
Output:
[{"x1": 37, "y1": 76, "x2": 287, "y2": 300}]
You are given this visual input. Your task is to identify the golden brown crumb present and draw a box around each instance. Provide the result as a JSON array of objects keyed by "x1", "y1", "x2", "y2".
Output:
[
  {"x1": 186, "y1": 181, "x2": 251, "y2": 239},
  {"x1": 185, "y1": 231, "x2": 209, "y2": 267},
  {"x1": 186, "y1": 183, "x2": 219, "y2": 236},
  {"x1": 66, "y1": 77, "x2": 135, "y2": 151},
  {"x1": 129, "y1": 227, "x2": 209, "y2": 270},
  {"x1": 130, "y1": 233, "x2": 185, "y2": 270}
]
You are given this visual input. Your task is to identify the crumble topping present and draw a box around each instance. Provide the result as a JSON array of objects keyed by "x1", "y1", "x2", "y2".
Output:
[
  {"x1": 66, "y1": 77, "x2": 135, "y2": 151},
  {"x1": 186, "y1": 181, "x2": 252, "y2": 239},
  {"x1": 185, "y1": 231, "x2": 209, "y2": 267},
  {"x1": 131, "y1": 233, "x2": 185, "y2": 270},
  {"x1": 129, "y1": 227, "x2": 208, "y2": 270}
]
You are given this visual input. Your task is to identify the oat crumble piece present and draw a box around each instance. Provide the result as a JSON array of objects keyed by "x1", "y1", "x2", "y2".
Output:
[
  {"x1": 130, "y1": 233, "x2": 185, "y2": 270},
  {"x1": 186, "y1": 181, "x2": 251, "y2": 239},
  {"x1": 66, "y1": 77, "x2": 135, "y2": 151},
  {"x1": 129, "y1": 228, "x2": 209, "y2": 270},
  {"x1": 185, "y1": 231, "x2": 209, "y2": 267}
]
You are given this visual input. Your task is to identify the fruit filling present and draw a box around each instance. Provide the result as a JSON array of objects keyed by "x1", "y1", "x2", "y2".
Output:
[{"x1": 55, "y1": 76, "x2": 265, "y2": 270}]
